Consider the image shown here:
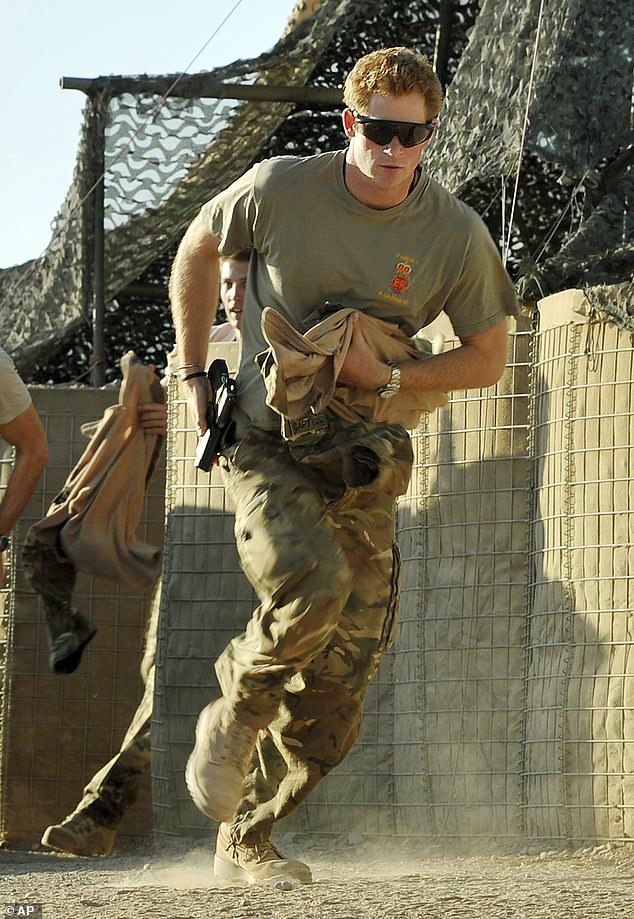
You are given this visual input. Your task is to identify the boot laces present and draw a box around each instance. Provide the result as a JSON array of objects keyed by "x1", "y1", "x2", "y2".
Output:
[{"x1": 227, "y1": 836, "x2": 284, "y2": 865}]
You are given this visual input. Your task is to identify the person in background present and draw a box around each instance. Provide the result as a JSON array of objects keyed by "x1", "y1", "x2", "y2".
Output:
[
  {"x1": 0, "y1": 346, "x2": 48, "y2": 587},
  {"x1": 209, "y1": 249, "x2": 250, "y2": 342},
  {"x1": 170, "y1": 46, "x2": 518, "y2": 887},
  {"x1": 39, "y1": 252, "x2": 249, "y2": 858}
]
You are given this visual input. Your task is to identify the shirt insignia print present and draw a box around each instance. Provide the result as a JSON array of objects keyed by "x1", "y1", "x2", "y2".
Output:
[{"x1": 380, "y1": 256, "x2": 417, "y2": 306}]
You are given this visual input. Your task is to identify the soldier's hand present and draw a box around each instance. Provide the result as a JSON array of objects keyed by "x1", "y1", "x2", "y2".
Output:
[
  {"x1": 337, "y1": 312, "x2": 391, "y2": 391},
  {"x1": 138, "y1": 402, "x2": 167, "y2": 436},
  {"x1": 183, "y1": 376, "x2": 211, "y2": 437}
]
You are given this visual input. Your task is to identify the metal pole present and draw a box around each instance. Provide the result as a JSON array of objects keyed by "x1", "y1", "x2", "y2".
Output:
[
  {"x1": 435, "y1": 0, "x2": 453, "y2": 88},
  {"x1": 60, "y1": 75, "x2": 342, "y2": 107},
  {"x1": 92, "y1": 177, "x2": 105, "y2": 387},
  {"x1": 90, "y1": 99, "x2": 106, "y2": 387}
]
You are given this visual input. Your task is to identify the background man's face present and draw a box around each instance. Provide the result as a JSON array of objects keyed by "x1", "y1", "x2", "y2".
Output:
[{"x1": 220, "y1": 258, "x2": 249, "y2": 333}]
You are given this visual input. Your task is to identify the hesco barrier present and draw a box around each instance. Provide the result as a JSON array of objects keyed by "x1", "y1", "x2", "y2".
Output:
[
  {"x1": 152, "y1": 289, "x2": 634, "y2": 847},
  {"x1": 2, "y1": 288, "x2": 633, "y2": 850},
  {"x1": 522, "y1": 290, "x2": 634, "y2": 845}
]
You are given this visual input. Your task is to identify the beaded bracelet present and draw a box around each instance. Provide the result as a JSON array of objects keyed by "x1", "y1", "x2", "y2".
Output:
[{"x1": 181, "y1": 370, "x2": 208, "y2": 382}]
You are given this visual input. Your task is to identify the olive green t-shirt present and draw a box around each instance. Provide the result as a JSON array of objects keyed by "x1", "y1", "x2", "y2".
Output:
[{"x1": 200, "y1": 149, "x2": 518, "y2": 435}]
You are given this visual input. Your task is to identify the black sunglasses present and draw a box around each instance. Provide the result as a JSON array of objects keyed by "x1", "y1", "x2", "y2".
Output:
[{"x1": 352, "y1": 110, "x2": 437, "y2": 148}]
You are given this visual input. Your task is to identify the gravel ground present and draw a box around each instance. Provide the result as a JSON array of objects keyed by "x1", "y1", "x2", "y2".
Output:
[{"x1": 1, "y1": 836, "x2": 634, "y2": 919}]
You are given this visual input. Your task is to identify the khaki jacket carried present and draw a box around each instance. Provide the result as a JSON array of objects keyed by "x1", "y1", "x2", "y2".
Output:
[
  {"x1": 257, "y1": 306, "x2": 448, "y2": 430},
  {"x1": 28, "y1": 352, "x2": 163, "y2": 590}
]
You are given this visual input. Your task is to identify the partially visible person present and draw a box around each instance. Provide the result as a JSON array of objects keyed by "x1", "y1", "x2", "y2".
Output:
[
  {"x1": 0, "y1": 346, "x2": 48, "y2": 588},
  {"x1": 164, "y1": 249, "x2": 247, "y2": 389},
  {"x1": 209, "y1": 249, "x2": 250, "y2": 342},
  {"x1": 23, "y1": 356, "x2": 164, "y2": 675},
  {"x1": 32, "y1": 369, "x2": 165, "y2": 858},
  {"x1": 40, "y1": 574, "x2": 159, "y2": 858}
]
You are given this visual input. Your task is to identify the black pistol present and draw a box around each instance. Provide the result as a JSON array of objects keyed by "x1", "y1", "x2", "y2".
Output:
[{"x1": 194, "y1": 359, "x2": 237, "y2": 472}]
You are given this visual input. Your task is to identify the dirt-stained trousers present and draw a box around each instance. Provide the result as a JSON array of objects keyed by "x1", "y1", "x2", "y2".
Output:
[
  {"x1": 21, "y1": 541, "x2": 159, "y2": 828},
  {"x1": 216, "y1": 416, "x2": 414, "y2": 844},
  {"x1": 72, "y1": 589, "x2": 158, "y2": 827}
]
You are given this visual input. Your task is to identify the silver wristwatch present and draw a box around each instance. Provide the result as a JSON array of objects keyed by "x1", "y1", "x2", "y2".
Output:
[{"x1": 377, "y1": 362, "x2": 401, "y2": 400}]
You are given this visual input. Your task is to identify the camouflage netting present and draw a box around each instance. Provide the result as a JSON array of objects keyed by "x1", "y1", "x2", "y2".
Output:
[
  {"x1": 0, "y1": 0, "x2": 630, "y2": 382},
  {"x1": 426, "y1": 0, "x2": 634, "y2": 302},
  {"x1": 0, "y1": 0, "x2": 353, "y2": 380}
]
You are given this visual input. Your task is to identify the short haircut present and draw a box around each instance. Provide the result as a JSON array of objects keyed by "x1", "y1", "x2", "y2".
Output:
[
  {"x1": 343, "y1": 46, "x2": 443, "y2": 116},
  {"x1": 220, "y1": 248, "x2": 252, "y2": 265}
]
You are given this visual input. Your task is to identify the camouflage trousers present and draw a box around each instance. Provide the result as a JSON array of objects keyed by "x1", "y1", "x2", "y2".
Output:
[
  {"x1": 21, "y1": 529, "x2": 157, "y2": 827},
  {"x1": 73, "y1": 685, "x2": 152, "y2": 827},
  {"x1": 74, "y1": 588, "x2": 158, "y2": 827},
  {"x1": 217, "y1": 416, "x2": 413, "y2": 844},
  {"x1": 22, "y1": 535, "x2": 81, "y2": 640}
]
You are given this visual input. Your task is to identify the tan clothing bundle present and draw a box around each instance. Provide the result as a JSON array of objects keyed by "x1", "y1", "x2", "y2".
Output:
[
  {"x1": 257, "y1": 306, "x2": 448, "y2": 430},
  {"x1": 28, "y1": 352, "x2": 163, "y2": 590}
]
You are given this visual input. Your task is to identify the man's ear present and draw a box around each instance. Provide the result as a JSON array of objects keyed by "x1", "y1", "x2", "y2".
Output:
[{"x1": 342, "y1": 108, "x2": 356, "y2": 139}]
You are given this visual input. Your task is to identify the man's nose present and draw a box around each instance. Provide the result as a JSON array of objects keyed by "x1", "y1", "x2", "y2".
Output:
[{"x1": 383, "y1": 135, "x2": 405, "y2": 153}]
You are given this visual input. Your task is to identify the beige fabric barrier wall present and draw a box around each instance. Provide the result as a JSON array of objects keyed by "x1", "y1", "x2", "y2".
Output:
[
  {"x1": 391, "y1": 318, "x2": 530, "y2": 843},
  {"x1": 524, "y1": 291, "x2": 634, "y2": 845},
  {"x1": 152, "y1": 293, "x2": 634, "y2": 847}
]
